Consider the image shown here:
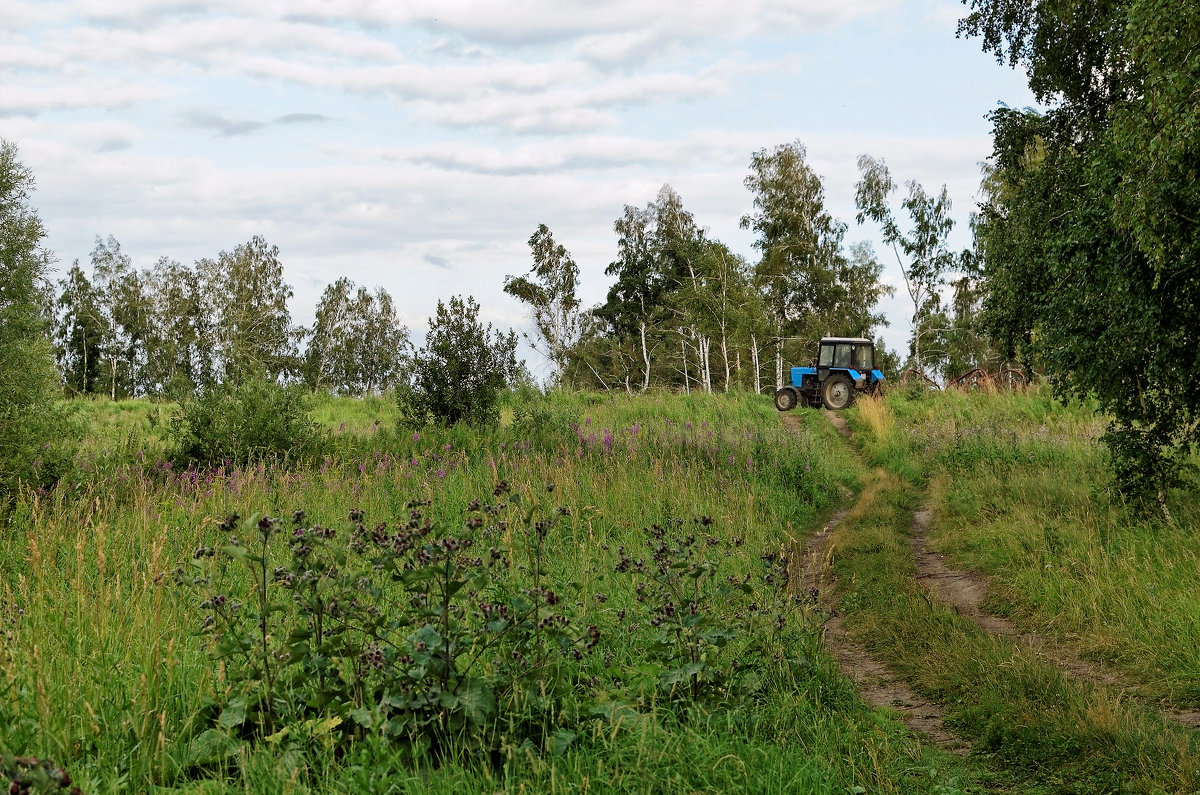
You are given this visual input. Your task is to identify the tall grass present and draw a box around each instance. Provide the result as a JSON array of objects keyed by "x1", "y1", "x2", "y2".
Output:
[
  {"x1": 0, "y1": 391, "x2": 980, "y2": 793},
  {"x1": 829, "y1": 470, "x2": 1200, "y2": 794},
  {"x1": 851, "y1": 386, "x2": 1200, "y2": 704}
]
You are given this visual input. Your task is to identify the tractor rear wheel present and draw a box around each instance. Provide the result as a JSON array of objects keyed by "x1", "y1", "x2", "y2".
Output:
[
  {"x1": 774, "y1": 387, "x2": 798, "y2": 412},
  {"x1": 822, "y1": 375, "x2": 855, "y2": 410}
]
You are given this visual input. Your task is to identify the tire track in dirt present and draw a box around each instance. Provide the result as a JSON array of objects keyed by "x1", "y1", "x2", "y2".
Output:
[
  {"x1": 909, "y1": 507, "x2": 1200, "y2": 730},
  {"x1": 783, "y1": 411, "x2": 968, "y2": 753}
]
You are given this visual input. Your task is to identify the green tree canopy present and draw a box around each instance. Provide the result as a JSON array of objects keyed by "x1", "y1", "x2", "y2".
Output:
[
  {"x1": 504, "y1": 224, "x2": 584, "y2": 387},
  {"x1": 855, "y1": 155, "x2": 958, "y2": 374},
  {"x1": 0, "y1": 140, "x2": 75, "y2": 498},
  {"x1": 198, "y1": 235, "x2": 296, "y2": 384},
  {"x1": 962, "y1": 0, "x2": 1200, "y2": 511},
  {"x1": 305, "y1": 278, "x2": 409, "y2": 395},
  {"x1": 742, "y1": 141, "x2": 891, "y2": 386},
  {"x1": 398, "y1": 295, "x2": 519, "y2": 427}
]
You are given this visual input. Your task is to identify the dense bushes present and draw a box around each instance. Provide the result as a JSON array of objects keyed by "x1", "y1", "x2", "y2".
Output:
[
  {"x1": 397, "y1": 295, "x2": 519, "y2": 427},
  {"x1": 169, "y1": 378, "x2": 326, "y2": 466},
  {"x1": 0, "y1": 140, "x2": 77, "y2": 501}
]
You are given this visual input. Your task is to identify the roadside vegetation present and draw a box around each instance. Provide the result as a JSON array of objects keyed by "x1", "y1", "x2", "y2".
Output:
[{"x1": 830, "y1": 387, "x2": 1200, "y2": 793}]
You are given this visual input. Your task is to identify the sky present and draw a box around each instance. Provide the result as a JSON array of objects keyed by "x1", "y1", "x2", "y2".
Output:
[{"x1": 1, "y1": 0, "x2": 1037, "y2": 379}]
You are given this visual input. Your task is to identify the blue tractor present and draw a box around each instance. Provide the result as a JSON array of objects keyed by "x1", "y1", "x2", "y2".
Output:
[{"x1": 774, "y1": 337, "x2": 885, "y2": 411}]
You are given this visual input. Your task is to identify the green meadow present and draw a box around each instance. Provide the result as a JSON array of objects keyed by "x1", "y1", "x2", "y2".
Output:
[{"x1": 2, "y1": 387, "x2": 1197, "y2": 793}]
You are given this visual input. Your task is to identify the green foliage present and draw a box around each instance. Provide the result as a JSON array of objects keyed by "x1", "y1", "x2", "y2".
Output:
[
  {"x1": 87, "y1": 235, "x2": 149, "y2": 400},
  {"x1": 612, "y1": 520, "x2": 798, "y2": 704},
  {"x1": 176, "y1": 497, "x2": 597, "y2": 763},
  {"x1": 142, "y1": 256, "x2": 208, "y2": 398},
  {"x1": 198, "y1": 235, "x2": 296, "y2": 385},
  {"x1": 53, "y1": 261, "x2": 105, "y2": 396},
  {"x1": 170, "y1": 378, "x2": 325, "y2": 466},
  {"x1": 504, "y1": 225, "x2": 584, "y2": 386},
  {"x1": 0, "y1": 140, "x2": 76, "y2": 500},
  {"x1": 304, "y1": 278, "x2": 409, "y2": 396},
  {"x1": 398, "y1": 295, "x2": 519, "y2": 427},
  {"x1": 743, "y1": 142, "x2": 891, "y2": 368},
  {"x1": 962, "y1": 0, "x2": 1200, "y2": 510},
  {"x1": 855, "y1": 155, "x2": 960, "y2": 375},
  {"x1": 592, "y1": 185, "x2": 778, "y2": 394}
]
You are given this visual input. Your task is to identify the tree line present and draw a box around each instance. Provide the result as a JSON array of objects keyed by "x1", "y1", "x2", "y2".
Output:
[
  {"x1": 45, "y1": 138, "x2": 993, "y2": 404},
  {"x1": 510, "y1": 140, "x2": 991, "y2": 393},
  {"x1": 54, "y1": 234, "x2": 409, "y2": 399}
]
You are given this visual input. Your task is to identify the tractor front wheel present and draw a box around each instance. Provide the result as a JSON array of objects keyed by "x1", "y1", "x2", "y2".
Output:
[
  {"x1": 822, "y1": 375, "x2": 855, "y2": 410},
  {"x1": 774, "y1": 387, "x2": 799, "y2": 412}
]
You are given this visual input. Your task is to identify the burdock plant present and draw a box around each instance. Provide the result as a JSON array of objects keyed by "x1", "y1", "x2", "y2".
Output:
[
  {"x1": 613, "y1": 517, "x2": 797, "y2": 703},
  {"x1": 176, "y1": 486, "x2": 600, "y2": 767}
]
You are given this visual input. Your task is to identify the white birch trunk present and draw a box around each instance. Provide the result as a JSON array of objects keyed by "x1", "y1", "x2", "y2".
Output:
[
  {"x1": 640, "y1": 321, "x2": 651, "y2": 391},
  {"x1": 681, "y1": 333, "x2": 690, "y2": 394},
  {"x1": 702, "y1": 336, "x2": 712, "y2": 394},
  {"x1": 775, "y1": 339, "x2": 783, "y2": 390},
  {"x1": 751, "y1": 334, "x2": 761, "y2": 394}
]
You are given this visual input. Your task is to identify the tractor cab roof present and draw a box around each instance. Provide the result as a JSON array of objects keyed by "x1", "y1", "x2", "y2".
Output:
[{"x1": 819, "y1": 337, "x2": 873, "y2": 345}]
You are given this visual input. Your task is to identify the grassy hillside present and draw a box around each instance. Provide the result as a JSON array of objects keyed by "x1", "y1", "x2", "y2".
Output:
[{"x1": 1, "y1": 387, "x2": 1196, "y2": 793}]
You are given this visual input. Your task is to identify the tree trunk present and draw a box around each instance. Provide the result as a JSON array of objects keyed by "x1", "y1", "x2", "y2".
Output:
[
  {"x1": 751, "y1": 334, "x2": 760, "y2": 394},
  {"x1": 775, "y1": 340, "x2": 783, "y2": 390},
  {"x1": 702, "y1": 336, "x2": 712, "y2": 394},
  {"x1": 720, "y1": 325, "x2": 730, "y2": 393},
  {"x1": 681, "y1": 333, "x2": 690, "y2": 394},
  {"x1": 640, "y1": 322, "x2": 651, "y2": 391}
]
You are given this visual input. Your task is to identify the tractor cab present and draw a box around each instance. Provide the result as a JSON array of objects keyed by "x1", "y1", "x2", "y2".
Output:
[
  {"x1": 817, "y1": 338, "x2": 875, "y2": 373},
  {"x1": 775, "y1": 337, "x2": 885, "y2": 412}
]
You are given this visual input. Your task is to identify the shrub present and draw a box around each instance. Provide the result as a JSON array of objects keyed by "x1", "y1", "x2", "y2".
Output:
[
  {"x1": 397, "y1": 295, "x2": 519, "y2": 427},
  {"x1": 169, "y1": 378, "x2": 325, "y2": 467}
]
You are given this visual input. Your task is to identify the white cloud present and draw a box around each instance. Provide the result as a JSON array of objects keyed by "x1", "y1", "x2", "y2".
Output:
[
  {"x1": 0, "y1": 75, "x2": 174, "y2": 116},
  {"x1": 3, "y1": 0, "x2": 1025, "y2": 365}
]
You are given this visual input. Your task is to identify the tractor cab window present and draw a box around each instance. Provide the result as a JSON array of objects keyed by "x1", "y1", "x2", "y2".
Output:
[
  {"x1": 833, "y1": 344, "x2": 852, "y2": 368},
  {"x1": 852, "y1": 345, "x2": 874, "y2": 371},
  {"x1": 818, "y1": 345, "x2": 834, "y2": 367}
]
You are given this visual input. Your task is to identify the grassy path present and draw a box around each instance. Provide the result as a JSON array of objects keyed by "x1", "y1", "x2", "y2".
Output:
[
  {"x1": 792, "y1": 400, "x2": 1200, "y2": 793},
  {"x1": 907, "y1": 501, "x2": 1200, "y2": 731},
  {"x1": 795, "y1": 493, "x2": 965, "y2": 754}
]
